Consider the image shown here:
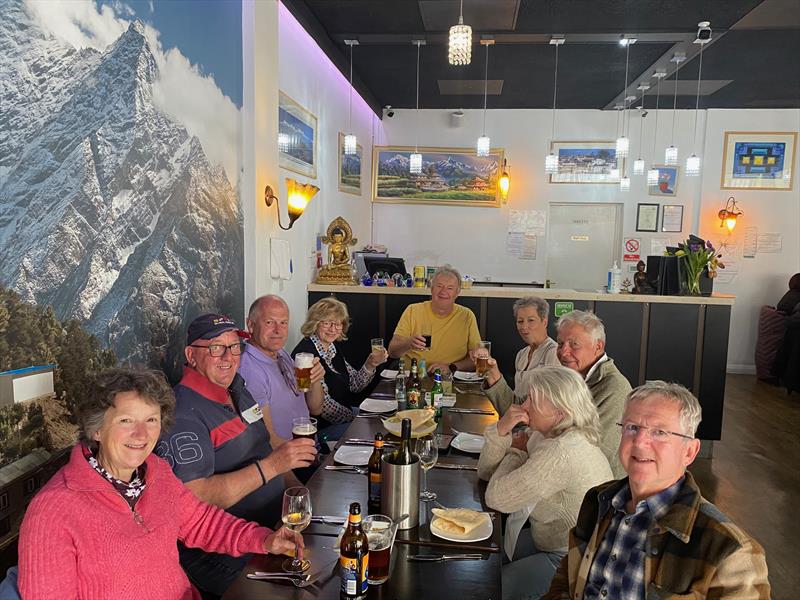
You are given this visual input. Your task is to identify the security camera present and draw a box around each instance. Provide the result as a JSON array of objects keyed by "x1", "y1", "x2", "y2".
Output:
[
  {"x1": 384, "y1": 105, "x2": 395, "y2": 118},
  {"x1": 696, "y1": 21, "x2": 712, "y2": 43}
]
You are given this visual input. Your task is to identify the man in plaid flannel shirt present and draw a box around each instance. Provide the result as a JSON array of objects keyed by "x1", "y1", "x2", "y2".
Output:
[{"x1": 543, "y1": 381, "x2": 770, "y2": 599}]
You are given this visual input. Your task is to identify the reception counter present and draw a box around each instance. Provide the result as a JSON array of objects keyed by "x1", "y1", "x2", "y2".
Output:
[{"x1": 308, "y1": 284, "x2": 734, "y2": 441}]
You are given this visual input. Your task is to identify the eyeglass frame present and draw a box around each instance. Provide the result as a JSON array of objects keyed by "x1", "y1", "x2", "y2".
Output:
[
  {"x1": 616, "y1": 422, "x2": 694, "y2": 442},
  {"x1": 319, "y1": 319, "x2": 346, "y2": 330},
  {"x1": 189, "y1": 342, "x2": 245, "y2": 357}
]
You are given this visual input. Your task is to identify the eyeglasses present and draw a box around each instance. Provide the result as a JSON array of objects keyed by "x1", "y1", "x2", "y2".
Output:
[
  {"x1": 319, "y1": 320, "x2": 344, "y2": 330},
  {"x1": 616, "y1": 422, "x2": 694, "y2": 442},
  {"x1": 190, "y1": 342, "x2": 245, "y2": 357}
]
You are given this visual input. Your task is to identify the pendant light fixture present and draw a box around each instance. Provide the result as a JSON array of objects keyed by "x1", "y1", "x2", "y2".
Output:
[
  {"x1": 665, "y1": 51, "x2": 685, "y2": 166},
  {"x1": 633, "y1": 83, "x2": 649, "y2": 175},
  {"x1": 686, "y1": 21, "x2": 711, "y2": 176},
  {"x1": 615, "y1": 37, "x2": 635, "y2": 159},
  {"x1": 545, "y1": 36, "x2": 565, "y2": 174},
  {"x1": 476, "y1": 39, "x2": 493, "y2": 157},
  {"x1": 647, "y1": 69, "x2": 666, "y2": 186},
  {"x1": 343, "y1": 39, "x2": 359, "y2": 155},
  {"x1": 448, "y1": 0, "x2": 472, "y2": 66},
  {"x1": 619, "y1": 91, "x2": 635, "y2": 191},
  {"x1": 610, "y1": 105, "x2": 622, "y2": 180},
  {"x1": 409, "y1": 40, "x2": 425, "y2": 174}
]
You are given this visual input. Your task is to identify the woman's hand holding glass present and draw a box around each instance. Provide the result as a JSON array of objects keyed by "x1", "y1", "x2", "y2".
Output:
[
  {"x1": 366, "y1": 346, "x2": 389, "y2": 369},
  {"x1": 483, "y1": 358, "x2": 502, "y2": 386},
  {"x1": 263, "y1": 526, "x2": 305, "y2": 558},
  {"x1": 496, "y1": 399, "x2": 530, "y2": 438}
]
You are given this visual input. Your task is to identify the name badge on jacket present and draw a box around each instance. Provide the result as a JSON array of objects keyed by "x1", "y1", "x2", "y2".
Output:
[{"x1": 241, "y1": 404, "x2": 263, "y2": 424}]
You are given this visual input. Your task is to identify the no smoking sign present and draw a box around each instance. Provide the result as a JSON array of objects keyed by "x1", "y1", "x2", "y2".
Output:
[{"x1": 623, "y1": 238, "x2": 641, "y2": 262}]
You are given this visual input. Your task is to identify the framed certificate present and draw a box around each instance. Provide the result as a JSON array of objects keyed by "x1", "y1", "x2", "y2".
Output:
[
  {"x1": 636, "y1": 203, "x2": 659, "y2": 232},
  {"x1": 661, "y1": 205, "x2": 684, "y2": 233}
]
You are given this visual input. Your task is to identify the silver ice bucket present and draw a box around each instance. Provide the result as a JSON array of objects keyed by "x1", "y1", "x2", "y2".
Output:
[{"x1": 381, "y1": 455, "x2": 419, "y2": 530}]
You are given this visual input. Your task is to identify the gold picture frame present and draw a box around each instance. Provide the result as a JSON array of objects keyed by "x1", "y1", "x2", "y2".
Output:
[
  {"x1": 720, "y1": 131, "x2": 797, "y2": 191},
  {"x1": 371, "y1": 146, "x2": 503, "y2": 207},
  {"x1": 337, "y1": 132, "x2": 362, "y2": 196}
]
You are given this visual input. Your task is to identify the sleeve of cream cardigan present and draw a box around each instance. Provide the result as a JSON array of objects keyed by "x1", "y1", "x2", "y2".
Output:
[
  {"x1": 483, "y1": 428, "x2": 576, "y2": 515},
  {"x1": 483, "y1": 377, "x2": 515, "y2": 416}
]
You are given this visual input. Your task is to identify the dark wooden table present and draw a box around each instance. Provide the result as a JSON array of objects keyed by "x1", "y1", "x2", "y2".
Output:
[{"x1": 222, "y1": 378, "x2": 502, "y2": 600}]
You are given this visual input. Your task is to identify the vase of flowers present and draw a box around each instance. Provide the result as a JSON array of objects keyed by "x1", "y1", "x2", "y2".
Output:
[{"x1": 665, "y1": 235, "x2": 725, "y2": 296}]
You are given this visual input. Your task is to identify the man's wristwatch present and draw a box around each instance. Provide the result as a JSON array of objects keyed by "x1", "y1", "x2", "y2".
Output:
[{"x1": 448, "y1": 363, "x2": 458, "y2": 374}]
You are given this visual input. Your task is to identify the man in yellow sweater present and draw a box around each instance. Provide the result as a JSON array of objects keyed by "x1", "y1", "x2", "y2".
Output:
[{"x1": 388, "y1": 265, "x2": 481, "y2": 374}]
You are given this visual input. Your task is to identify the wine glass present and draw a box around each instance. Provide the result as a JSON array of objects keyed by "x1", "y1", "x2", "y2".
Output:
[
  {"x1": 281, "y1": 486, "x2": 312, "y2": 573},
  {"x1": 415, "y1": 435, "x2": 438, "y2": 501}
]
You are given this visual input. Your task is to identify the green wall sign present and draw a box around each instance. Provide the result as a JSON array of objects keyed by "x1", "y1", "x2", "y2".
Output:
[{"x1": 554, "y1": 302, "x2": 574, "y2": 317}]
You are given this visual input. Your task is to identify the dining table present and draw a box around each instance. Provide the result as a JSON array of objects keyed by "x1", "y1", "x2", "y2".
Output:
[{"x1": 222, "y1": 375, "x2": 504, "y2": 600}]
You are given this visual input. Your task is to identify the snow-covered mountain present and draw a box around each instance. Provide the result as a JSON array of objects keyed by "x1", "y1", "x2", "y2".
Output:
[{"x1": 0, "y1": 0, "x2": 243, "y2": 367}]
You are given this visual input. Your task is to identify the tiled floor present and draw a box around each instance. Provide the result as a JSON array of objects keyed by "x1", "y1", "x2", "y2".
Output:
[{"x1": 689, "y1": 374, "x2": 799, "y2": 599}]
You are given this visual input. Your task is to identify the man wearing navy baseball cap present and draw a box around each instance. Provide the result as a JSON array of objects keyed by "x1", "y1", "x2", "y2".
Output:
[{"x1": 157, "y1": 312, "x2": 317, "y2": 597}]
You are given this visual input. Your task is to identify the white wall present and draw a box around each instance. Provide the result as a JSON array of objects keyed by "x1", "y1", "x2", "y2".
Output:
[
  {"x1": 377, "y1": 107, "x2": 799, "y2": 370},
  {"x1": 243, "y1": 1, "x2": 386, "y2": 349}
]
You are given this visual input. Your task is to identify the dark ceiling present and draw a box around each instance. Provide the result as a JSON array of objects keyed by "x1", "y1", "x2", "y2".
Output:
[{"x1": 281, "y1": 0, "x2": 800, "y2": 116}]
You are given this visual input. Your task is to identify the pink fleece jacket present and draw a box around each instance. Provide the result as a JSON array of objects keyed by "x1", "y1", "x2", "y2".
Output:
[{"x1": 19, "y1": 444, "x2": 272, "y2": 600}]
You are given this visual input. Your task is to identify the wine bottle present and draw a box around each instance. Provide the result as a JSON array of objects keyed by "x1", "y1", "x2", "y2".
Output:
[
  {"x1": 393, "y1": 418, "x2": 414, "y2": 465},
  {"x1": 339, "y1": 502, "x2": 369, "y2": 599}
]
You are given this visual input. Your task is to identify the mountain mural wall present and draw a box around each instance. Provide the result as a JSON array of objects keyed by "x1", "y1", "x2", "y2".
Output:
[{"x1": 0, "y1": 0, "x2": 244, "y2": 380}]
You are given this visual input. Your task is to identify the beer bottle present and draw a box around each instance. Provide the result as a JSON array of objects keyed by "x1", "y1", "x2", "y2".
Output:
[
  {"x1": 395, "y1": 358, "x2": 407, "y2": 410},
  {"x1": 339, "y1": 502, "x2": 369, "y2": 599},
  {"x1": 392, "y1": 418, "x2": 414, "y2": 465},
  {"x1": 367, "y1": 433, "x2": 384, "y2": 514},
  {"x1": 431, "y1": 369, "x2": 444, "y2": 421},
  {"x1": 407, "y1": 359, "x2": 421, "y2": 408}
]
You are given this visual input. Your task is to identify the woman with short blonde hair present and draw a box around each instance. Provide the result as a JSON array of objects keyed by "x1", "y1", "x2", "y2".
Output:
[
  {"x1": 292, "y1": 298, "x2": 387, "y2": 438},
  {"x1": 478, "y1": 366, "x2": 612, "y2": 600}
]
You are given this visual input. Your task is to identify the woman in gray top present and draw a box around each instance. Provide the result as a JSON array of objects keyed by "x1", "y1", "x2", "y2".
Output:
[{"x1": 483, "y1": 296, "x2": 560, "y2": 414}]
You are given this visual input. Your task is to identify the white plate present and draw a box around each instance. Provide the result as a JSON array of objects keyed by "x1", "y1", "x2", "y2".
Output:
[
  {"x1": 380, "y1": 369, "x2": 409, "y2": 379},
  {"x1": 333, "y1": 445, "x2": 373, "y2": 466},
  {"x1": 454, "y1": 371, "x2": 483, "y2": 382},
  {"x1": 451, "y1": 432, "x2": 485, "y2": 453},
  {"x1": 430, "y1": 513, "x2": 493, "y2": 543},
  {"x1": 359, "y1": 398, "x2": 398, "y2": 413},
  {"x1": 440, "y1": 395, "x2": 457, "y2": 408}
]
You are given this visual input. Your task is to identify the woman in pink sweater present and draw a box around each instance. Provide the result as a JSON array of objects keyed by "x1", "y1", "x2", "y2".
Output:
[{"x1": 18, "y1": 368, "x2": 303, "y2": 600}]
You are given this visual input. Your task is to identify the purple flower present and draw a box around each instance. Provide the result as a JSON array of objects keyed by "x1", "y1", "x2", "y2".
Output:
[
  {"x1": 689, "y1": 243, "x2": 702, "y2": 253},
  {"x1": 706, "y1": 240, "x2": 715, "y2": 251}
]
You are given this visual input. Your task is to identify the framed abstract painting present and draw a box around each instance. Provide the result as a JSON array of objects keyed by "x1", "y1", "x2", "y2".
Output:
[{"x1": 721, "y1": 131, "x2": 796, "y2": 190}]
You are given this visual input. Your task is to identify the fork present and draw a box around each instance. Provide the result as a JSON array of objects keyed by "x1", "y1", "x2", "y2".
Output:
[
  {"x1": 324, "y1": 465, "x2": 368, "y2": 474},
  {"x1": 247, "y1": 573, "x2": 315, "y2": 587}
]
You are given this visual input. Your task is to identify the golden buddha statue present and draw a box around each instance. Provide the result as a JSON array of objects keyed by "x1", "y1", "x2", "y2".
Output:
[{"x1": 316, "y1": 216, "x2": 358, "y2": 285}]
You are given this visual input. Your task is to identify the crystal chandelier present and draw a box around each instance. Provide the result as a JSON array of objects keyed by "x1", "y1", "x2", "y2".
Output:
[
  {"x1": 619, "y1": 176, "x2": 631, "y2": 191},
  {"x1": 448, "y1": 0, "x2": 471, "y2": 66},
  {"x1": 545, "y1": 36, "x2": 564, "y2": 174}
]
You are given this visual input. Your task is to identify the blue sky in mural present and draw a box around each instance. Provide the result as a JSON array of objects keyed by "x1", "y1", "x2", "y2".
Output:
[{"x1": 102, "y1": 0, "x2": 243, "y2": 107}]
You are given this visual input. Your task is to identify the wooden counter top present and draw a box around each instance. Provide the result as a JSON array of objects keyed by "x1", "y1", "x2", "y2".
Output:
[{"x1": 308, "y1": 283, "x2": 735, "y2": 306}]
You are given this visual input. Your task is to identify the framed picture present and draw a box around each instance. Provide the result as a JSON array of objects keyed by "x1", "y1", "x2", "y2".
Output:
[
  {"x1": 636, "y1": 203, "x2": 659, "y2": 232},
  {"x1": 372, "y1": 146, "x2": 503, "y2": 207},
  {"x1": 278, "y1": 91, "x2": 317, "y2": 179},
  {"x1": 721, "y1": 131, "x2": 797, "y2": 190},
  {"x1": 548, "y1": 141, "x2": 620, "y2": 184},
  {"x1": 338, "y1": 132, "x2": 362, "y2": 195},
  {"x1": 648, "y1": 165, "x2": 679, "y2": 196},
  {"x1": 661, "y1": 204, "x2": 684, "y2": 233}
]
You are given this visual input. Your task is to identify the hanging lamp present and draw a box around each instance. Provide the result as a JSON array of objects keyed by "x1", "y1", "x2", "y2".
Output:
[
  {"x1": 448, "y1": 0, "x2": 472, "y2": 65},
  {"x1": 610, "y1": 105, "x2": 623, "y2": 180},
  {"x1": 633, "y1": 83, "x2": 649, "y2": 175},
  {"x1": 545, "y1": 36, "x2": 564, "y2": 174},
  {"x1": 615, "y1": 37, "x2": 635, "y2": 159},
  {"x1": 686, "y1": 21, "x2": 711, "y2": 176},
  {"x1": 343, "y1": 39, "x2": 359, "y2": 155},
  {"x1": 665, "y1": 51, "x2": 685, "y2": 166},
  {"x1": 476, "y1": 39, "x2": 494, "y2": 156},
  {"x1": 409, "y1": 40, "x2": 425, "y2": 174},
  {"x1": 647, "y1": 70, "x2": 666, "y2": 186}
]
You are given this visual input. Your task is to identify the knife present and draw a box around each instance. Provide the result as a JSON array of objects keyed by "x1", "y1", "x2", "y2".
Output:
[
  {"x1": 447, "y1": 408, "x2": 495, "y2": 415},
  {"x1": 406, "y1": 554, "x2": 484, "y2": 562},
  {"x1": 310, "y1": 515, "x2": 347, "y2": 524},
  {"x1": 433, "y1": 463, "x2": 478, "y2": 471},
  {"x1": 369, "y1": 392, "x2": 397, "y2": 399},
  {"x1": 342, "y1": 438, "x2": 398, "y2": 446}
]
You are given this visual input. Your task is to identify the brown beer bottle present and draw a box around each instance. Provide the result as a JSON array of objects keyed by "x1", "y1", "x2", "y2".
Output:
[
  {"x1": 367, "y1": 433, "x2": 384, "y2": 514},
  {"x1": 407, "y1": 358, "x2": 422, "y2": 408},
  {"x1": 339, "y1": 502, "x2": 369, "y2": 599}
]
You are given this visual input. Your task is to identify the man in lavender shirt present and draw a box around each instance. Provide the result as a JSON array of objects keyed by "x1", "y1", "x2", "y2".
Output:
[{"x1": 239, "y1": 295, "x2": 325, "y2": 446}]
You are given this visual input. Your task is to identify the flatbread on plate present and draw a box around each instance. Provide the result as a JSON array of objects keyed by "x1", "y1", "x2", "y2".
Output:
[{"x1": 431, "y1": 507, "x2": 485, "y2": 535}]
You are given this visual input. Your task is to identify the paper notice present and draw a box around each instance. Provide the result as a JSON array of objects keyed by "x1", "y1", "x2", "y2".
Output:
[
  {"x1": 506, "y1": 232, "x2": 523, "y2": 256},
  {"x1": 757, "y1": 233, "x2": 782, "y2": 253},
  {"x1": 527, "y1": 210, "x2": 547, "y2": 235},
  {"x1": 508, "y1": 210, "x2": 527, "y2": 233},
  {"x1": 743, "y1": 227, "x2": 757, "y2": 258},
  {"x1": 520, "y1": 234, "x2": 537, "y2": 260},
  {"x1": 650, "y1": 236, "x2": 672, "y2": 257}
]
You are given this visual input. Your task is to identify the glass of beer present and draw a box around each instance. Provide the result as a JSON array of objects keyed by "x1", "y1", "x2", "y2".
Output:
[
  {"x1": 371, "y1": 338, "x2": 385, "y2": 353},
  {"x1": 295, "y1": 352, "x2": 314, "y2": 391},
  {"x1": 292, "y1": 417, "x2": 317, "y2": 441},
  {"x1": 441, "y1": 370, "x2": 453, "y2": 394},
  {"x1": 475, "y1": 341, "x2": 491, "y2": 377},
  {"x1": 362, "y1": 514, "x2": 397, "y2": 585},
  {"x1": 421, "y1": 333, "x2": 432, "y2": 351}
]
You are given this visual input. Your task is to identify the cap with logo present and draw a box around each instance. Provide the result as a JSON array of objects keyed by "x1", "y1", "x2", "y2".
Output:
[{"x1": 187, "y1": 313, "x2": 250, "y2": 345}]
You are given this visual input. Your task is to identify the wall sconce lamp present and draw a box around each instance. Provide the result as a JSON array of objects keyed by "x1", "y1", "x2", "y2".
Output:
[
  {"x1": 718, "y1": 196, "x2": 743, "y2": 232},
  {"x1": 264, "y1": 178, "x2": 319, "y2": 230},
  {"x1": 498, "y1": 159, "x2": 510, "y2": 203}
]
